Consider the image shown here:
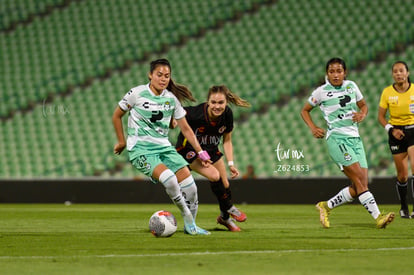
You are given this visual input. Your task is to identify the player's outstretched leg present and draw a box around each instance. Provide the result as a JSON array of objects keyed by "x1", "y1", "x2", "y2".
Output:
[
  {"x1": 159, "y1": 170, "x2": 209, "y2": 235},
  {"x1": 224, "y1": 188, "x2": 247, "y2": 222},
  {"x1": 210, "y1": 179, "x2": 247, "y2": 223}
]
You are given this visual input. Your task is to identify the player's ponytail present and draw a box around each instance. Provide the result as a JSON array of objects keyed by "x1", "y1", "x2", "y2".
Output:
[
  {"x1": 167, "y1": 79, "x2": 196, "y2": 103},
  {"x1": 149, "y1": 58, "x2": 196, "y2": 103},
  {"x1": 208, "y1": 85, "x2": 251, "y2": 107}
]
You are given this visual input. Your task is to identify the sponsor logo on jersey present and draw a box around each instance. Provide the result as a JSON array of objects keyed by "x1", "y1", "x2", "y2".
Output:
[
  {"x1": 388, "y1": 96, "x2": 398, "y2": 105},
  {"x1": 218, "y1": 126, "x2": 226, "y2": 133},
  {"x1": 121, "y1": 98, "x2": 132, "y2": 109},
  {"x1": 143, "y1": 101, "x2": 172, "y2": 110},
  {"x1": 310, "y1": 96, "x2": 318, "y2": 105}
]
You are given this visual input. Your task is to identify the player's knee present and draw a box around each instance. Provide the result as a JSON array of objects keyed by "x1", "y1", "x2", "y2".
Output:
[{"x1": 207, "y1": 170, "x2": 220, "y2": 182}]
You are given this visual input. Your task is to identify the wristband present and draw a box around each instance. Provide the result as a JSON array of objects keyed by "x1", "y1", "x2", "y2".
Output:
[
  {"x1": 228, "y1": 161, "x2": 234, "y2": 166},
  {"x1": 385, "y1": 124, "x2": 393, "y2": 133},
  {"x1": 197, "y1": 150, "x2": 210, "y2": 161}
]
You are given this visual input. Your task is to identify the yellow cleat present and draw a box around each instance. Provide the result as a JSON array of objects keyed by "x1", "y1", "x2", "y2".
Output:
[
  {"x1": 376, "y1": 212, "x2": 395, "y2": 229},
  {"x1": 316, "y1": 201, "x2": 330, "y2": 228}
]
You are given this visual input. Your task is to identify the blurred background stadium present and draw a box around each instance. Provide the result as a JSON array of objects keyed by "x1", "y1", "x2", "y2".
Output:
[{"x1": 1, "y1": 0, "x2": 414, "y2": 180}]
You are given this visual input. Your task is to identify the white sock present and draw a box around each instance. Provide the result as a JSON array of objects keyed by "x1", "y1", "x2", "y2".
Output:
[
  {"x1": 159, "y1": 169, "x2": 192, "y2": 219},
  {"x1": 180, "y1": 176, "x2": 198, "y2": 220},
  {"x1": 327, "y1": 187, "x2": 354, "y2": 209},
  {"x1": 358, "y1": 191, "x2": 380, "y2": 219}
]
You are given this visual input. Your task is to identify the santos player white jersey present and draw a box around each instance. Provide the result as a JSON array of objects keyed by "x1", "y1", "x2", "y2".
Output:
[
  {"x1": 307, "y1": 79, "x2": 363, "y2": 139},
  {"x1": 118, "y1": 84, "x2": 186, "y2": 159}
]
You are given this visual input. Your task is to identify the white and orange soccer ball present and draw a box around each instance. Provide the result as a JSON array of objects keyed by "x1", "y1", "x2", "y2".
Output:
[{"x1": 148, "y1": 210, "x2": 177, "y2": 237}]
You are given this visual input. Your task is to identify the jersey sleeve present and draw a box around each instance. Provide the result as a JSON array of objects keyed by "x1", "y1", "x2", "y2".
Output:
[
  {"x1": 225, "y1": 107, "x2": 234, "y2": 132},
  {"x1": 353, "y1": 82, "x2": 364, "y2": 102},
  {"x1": 378, "y1": 88, "x2": 389, "y2": 109},
  {"x1": 118, "y1": 89, "x2": 137, "y2": 111},
  {"x1": 173, "y1": 96, "x2": 186, "y2": 120},
  {"x1": 307, "y1": 88, "x2": 321, "y2": 107}
]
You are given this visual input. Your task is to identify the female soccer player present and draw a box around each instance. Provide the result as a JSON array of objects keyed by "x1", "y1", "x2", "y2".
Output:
[
  {"x1": 112, "y1": 58, "x2": 211, "y2": 235},
  {"x1": 378, "y1": 61, "x2": 414, "y2": 218},
  {"x1": 175, "y1": 85, "x2": 250, "y2": 231},
  {"x1": 301, "y1": 57, "x2": 395, "y2": 229}
]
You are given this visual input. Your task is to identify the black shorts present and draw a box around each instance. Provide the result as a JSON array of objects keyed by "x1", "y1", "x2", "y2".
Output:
[
  {"x1": 177, "y1": 147, "x2": 223, "y2": 164},
  {"x1": 388, "y1": 125, "x2": 414, "y2": 154}
]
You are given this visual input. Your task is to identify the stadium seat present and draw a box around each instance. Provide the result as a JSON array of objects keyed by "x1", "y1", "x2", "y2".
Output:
[{"x1": 3, "y1": 0, "x2": 414, "y2": 178}]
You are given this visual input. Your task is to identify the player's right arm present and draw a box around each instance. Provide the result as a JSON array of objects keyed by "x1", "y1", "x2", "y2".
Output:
[
  {"x1": 112, "y1": 106, "x2": 127, "y2": 154},
  {"x1": 113, "y1": 88, "x2": 138, "y2": 154},
  {"x1": 301, "y1": 102, "x2": 325, "y2": 139}
]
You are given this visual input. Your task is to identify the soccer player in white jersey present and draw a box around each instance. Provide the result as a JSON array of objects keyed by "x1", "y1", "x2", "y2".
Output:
[
  {"x1": 112, "y1": 59, "x2": 211, "y2": 235},
  {"x1": 301, "y1": 57, "x2": 395, "y2": 229}
]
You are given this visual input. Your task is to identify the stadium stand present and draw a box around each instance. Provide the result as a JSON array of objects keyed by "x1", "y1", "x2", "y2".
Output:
[{"x1": 1, "y1": 0, "x2": 414, "y2": 179}]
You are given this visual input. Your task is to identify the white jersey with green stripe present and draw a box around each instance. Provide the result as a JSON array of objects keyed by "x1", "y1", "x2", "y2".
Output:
[
  {"x1": 118, "y1": 84, "x2": 186, "y2": 158},
  {"x1": 307, "y1": 79, "x2": 363, "y2": 139}
]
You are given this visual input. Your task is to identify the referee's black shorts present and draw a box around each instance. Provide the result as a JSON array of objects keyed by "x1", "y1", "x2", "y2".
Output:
[{"x1": 388, "y1": 125, "x2": 414, "y2": 154}]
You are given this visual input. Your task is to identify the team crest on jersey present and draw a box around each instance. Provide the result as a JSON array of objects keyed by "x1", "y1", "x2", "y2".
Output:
[
  {"x1": 144, "y1": 162, "x2": 151, "y2": 170},
  {"x1": 343, "y1": 153, "x2": 352, "y2": 161},
  {"x1": 218, "y1": 126, "x2": 226, "y2": 133},
  {"x1": 186, "y1": 151, "x2": 196, "y2": 160},
  {"x1": 163, "y1": 101, "x2": 172, "y2": 111},
  {"x1": 345, "y1": 85, "x2": 355, "y2": 94},
  {"x1": 197, "y1": 126, "x2": 205, "y2": 133}
]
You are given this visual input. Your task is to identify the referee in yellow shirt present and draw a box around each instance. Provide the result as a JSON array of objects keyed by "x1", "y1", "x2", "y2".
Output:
[{"x1": 378, "y1": 61, "x2": 414, "y2": 218}]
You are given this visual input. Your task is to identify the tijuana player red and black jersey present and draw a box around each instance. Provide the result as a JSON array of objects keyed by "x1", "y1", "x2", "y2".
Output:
[{"x1": 176, "y1": 102, "x2": 234, "y2": 153}]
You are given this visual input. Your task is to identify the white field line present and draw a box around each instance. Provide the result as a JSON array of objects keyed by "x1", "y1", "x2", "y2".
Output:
[{"x1": 1, "y1": 246, "x2": 414, "y2": 260}]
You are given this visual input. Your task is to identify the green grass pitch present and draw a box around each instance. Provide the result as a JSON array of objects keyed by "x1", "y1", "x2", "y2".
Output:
[{"x1": 1, "y1": 203, "x2": 414, "y2": 274}]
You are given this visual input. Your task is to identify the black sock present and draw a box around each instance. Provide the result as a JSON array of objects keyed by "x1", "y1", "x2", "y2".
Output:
[
  {"x1": 225, "y1": 187, "x2": 232, "y2": 201},
  {"x1": 210, "y1": 178, "x2": 232, "y2": 219},
  {"x1": 411, "y1": 176, "x2": 414, "y2": 210},
  {"x1": 396, "y1": 180, "x2": 408, "y2": 210}
]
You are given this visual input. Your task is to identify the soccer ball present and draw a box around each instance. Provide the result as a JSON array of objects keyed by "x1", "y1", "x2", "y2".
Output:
[{"x1": 149, "y1": 210, "x2": 177, "y2": 237}]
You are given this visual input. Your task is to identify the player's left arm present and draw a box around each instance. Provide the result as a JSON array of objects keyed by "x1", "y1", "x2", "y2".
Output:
[
  {"x1": 223, "y1": 131, "x2": 239, "y2": 178},
  {"x1": 353, "y1": 99, "x2": 368, "y2": 123}
]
